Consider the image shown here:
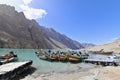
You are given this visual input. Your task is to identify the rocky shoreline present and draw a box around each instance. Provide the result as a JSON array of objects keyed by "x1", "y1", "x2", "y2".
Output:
[
  {"x1": 19, "y1": 64, "x2": 120, "y2": 80},
  {"x1": 19, "y1": 64, "x2": 96, "y2": 80}
]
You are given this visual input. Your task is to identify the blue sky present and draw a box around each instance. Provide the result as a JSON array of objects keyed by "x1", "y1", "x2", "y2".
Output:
[
  {"x1": 31, "y1": 0, "x2": 120, "y2": 44},
  {"x1": 0, "y1": 0, "x2": 120, "y2": 44}
]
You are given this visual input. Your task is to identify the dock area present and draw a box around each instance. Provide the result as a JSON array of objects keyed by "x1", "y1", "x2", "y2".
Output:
[
  {"x1": 84, "y1": 59, "x2": 119, "y2": 66},
  {"x1": 0, "y1": 60, "x2": 33, "y2": 80}
]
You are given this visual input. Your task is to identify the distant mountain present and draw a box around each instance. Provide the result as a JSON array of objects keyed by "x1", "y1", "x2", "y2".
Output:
[
  {"x1": 81, "y1": 43, "x2": 95, "y2": 48},
  {"x1": 0, "y1": 4, "x2": 88, "y2": 49}
]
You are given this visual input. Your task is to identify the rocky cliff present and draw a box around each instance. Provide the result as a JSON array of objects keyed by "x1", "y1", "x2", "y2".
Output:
[
  {"x1": 0, "y1": 4, "x2": 52, "y2": 48},
  {"x1": 43, "y1": 28, "x2": 84, "y2": 49},
  {"x1": 0, "y1": 4, "x2": 86, "y2": 49}
]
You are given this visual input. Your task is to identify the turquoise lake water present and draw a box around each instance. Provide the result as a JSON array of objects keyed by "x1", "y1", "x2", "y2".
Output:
[{"x1": 0, "y1": 49, "x2": 105, "y2": 73}]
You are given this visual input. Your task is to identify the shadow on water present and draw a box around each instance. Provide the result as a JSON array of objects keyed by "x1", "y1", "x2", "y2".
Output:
[{"x1": 12, "y1": 67, "x2": 37, "y2": 80}]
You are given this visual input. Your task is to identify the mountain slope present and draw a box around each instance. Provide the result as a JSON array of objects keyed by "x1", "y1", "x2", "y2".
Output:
[
  {"x1": 0, "y1": 4, "x2": 86, "y2": 49},
  {"x1": 85, "y1": 39, "x2": 120, "y2": 53},
  {"x1": 43, "y1": 28, "x2": 84, "y2": 49},
  {"x1": 0, "y1": 4, "x2": 52, "y2": 49}
]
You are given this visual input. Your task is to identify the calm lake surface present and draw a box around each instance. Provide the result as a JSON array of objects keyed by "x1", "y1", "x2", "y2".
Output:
[{"x1": 0, "y1": 49, "x2": 106, "y2": 73}]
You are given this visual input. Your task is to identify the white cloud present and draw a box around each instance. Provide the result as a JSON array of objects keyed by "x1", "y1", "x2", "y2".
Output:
[
  {"x1": 0, "y1": 0, "x2": 47, "y2": 20},
  {"x1": 23, "y1": 0, "x2": 32, "y2": 5},
  {"x1": 20, "y1": 5, "x2": 47, "y2": 19}
]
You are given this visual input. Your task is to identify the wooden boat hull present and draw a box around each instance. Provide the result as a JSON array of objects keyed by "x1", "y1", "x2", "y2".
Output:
[
  {"x1": 57, "y1": 55, "x2": 67, "y2": 61},
  {"x1": 38, "y1": 55, "x2": 48, "y2": 60},
  {"x1": 69, "y1": 55, "x2": 80, "y2": 59},
  {"x1": 0, "y1": 55, "x2": 18, "y2": 65},
  {"x1": 68, "y1": 57, "x2": 81, "y2": 63},
  {"x1": 91, "y1": 51, "x2": 113, "y2": 55},
  {"x1": 50, "y1": 55, "x2": 58, "y2": 61}
]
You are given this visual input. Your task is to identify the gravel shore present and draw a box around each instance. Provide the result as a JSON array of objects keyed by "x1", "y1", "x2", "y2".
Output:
[{"x1": 18, "y1": 63, "x2": 120, "y2": 80}]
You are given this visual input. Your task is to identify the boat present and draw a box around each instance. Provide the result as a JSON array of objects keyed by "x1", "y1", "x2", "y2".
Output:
[
  {"x1": 38, "y1": 55, "x2": 48, "y2": 60},
  {"x1": 0, "y1": 52, "x2": 18, "y2": 65},
  {"x1": 91, "y1": 51, "x2": 113, "y2": 55},
  {"x1": 58, "y1": 54, "x2": 68, "y2": 62},
  {"x1": 49, "y1": 53, "x2": 58, "y2": 61},
  {"x1": 90, "y1": 49, "x2": 113, "y2": 55},
  {"x1": 68, "y1": 57, "x2": 81, "y2": 63},
  {"x1": 68, "y1": 54, "x2": 81, "y2": 63},
  {"x1": 35, "y1": 50, "x2": 87, "y2": 63},
  {"x1": 35, "y1": 51, "x2": 43, "y2": 56},
  {"x1": 36, "y1": 52, "x2": 50, "y2": 60}
]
